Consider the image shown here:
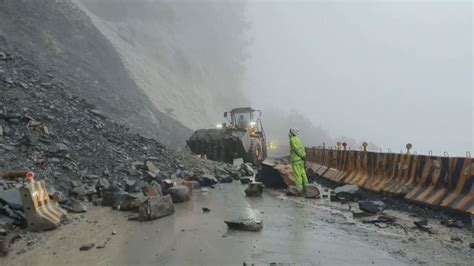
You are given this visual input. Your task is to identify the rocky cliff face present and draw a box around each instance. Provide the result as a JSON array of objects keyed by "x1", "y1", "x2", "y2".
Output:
[
  {"x1": 76, "y1": 0, "x2": 249, "y2": 130},
  {"x1": 0, "y1": 0, "x2": 192, "y2": 148}
]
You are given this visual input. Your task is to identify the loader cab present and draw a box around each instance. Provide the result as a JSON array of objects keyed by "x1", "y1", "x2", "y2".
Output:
[
  {"x1": 223, "y1": 107, "x2": 267, "y2": 164},
  {"x1": 225, "y1": 107, "x2": 263, "y2": 133}
]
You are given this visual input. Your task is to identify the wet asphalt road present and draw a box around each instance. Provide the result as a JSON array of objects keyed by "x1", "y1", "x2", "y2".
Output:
[
  {"x1": 121, "y1": 182, "x2": 399, "y2": 265},
  {"x1": 7, "y1": 179, "x2": 472, "y2": 265}
]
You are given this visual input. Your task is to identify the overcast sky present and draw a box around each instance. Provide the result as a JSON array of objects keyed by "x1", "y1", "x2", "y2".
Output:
[{"x1": 243, "y1": 0, "x2": 473, "y2": 156}]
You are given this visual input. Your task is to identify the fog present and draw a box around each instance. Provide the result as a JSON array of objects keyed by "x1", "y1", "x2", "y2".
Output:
[{"x1": 243, "y1": 1, "x2": 472, "y2": 156}]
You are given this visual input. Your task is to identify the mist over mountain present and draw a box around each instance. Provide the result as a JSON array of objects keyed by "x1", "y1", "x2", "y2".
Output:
[{"x1": 77, "y1": 0, "x2": 250, "y2": 130}]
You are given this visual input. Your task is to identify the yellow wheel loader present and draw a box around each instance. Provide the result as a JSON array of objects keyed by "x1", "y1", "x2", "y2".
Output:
[{"x1": 187, "y1": 107, "x2": 267, "y2": 165}]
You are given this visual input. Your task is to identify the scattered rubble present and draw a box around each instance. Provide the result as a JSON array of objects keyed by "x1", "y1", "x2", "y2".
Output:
[
  {"x1": 189, "y1": 174, "x2": 218, "y2": 187},
  {"x1": 137, "y1": 195, "x2": 175, "y2": 221},
  {"x1": 143, "y1": 182, "x2": 162, "y2": 197},
  {"x1": 214, "y1": 166, "x2": 233, "y2": 183},
  {"x1": 304, "y1": 185, "x2": 320, "y2": 199},
  {"x1": 102, "y1": 192, "x2": 140, "y2": 211},
  {"x1": 352, "y1": 208, "x2": 375, "y2": 218},
  {"x1": 62, "y1": 199, "x2": 87, "y2": 213},
  {"x1": 224, "y1": 218, "x2": 263, "y2": 232},
  {"x1": 51, "y1": 191, "x2": 65, "y2": 203},
  {"x1": 0, "y1": 229, "x2": 20, "y2": 256},
  {"x1": 240, "y1": 177, "x2": 252, "y2": 184},
  {"x1": 240, "y1": 163, "x2": 254, "y2": 177},
  {"x1": 257, "y1": 159, "x2": 291, "y2": 188},
  {"x1": 450, "y1": 236, "x2": 462, "y2": 242},
  {"x1": 362, "y1": 214, "x2": 396, "y2": 224},
  {"x1": 414, "y1": 218, "x2": 435, "y2": 234},
  {"x1": 202, "y1": 207, "x2": 210, "y2": 212},
  {"x1": 79, "y1": 243, "x2": 95, "y2": 251},
  {"x1": 286, "y1": 185, "x2": 320, "y2": 199},
  {"x1": 244, "y1": 182, "x2": 264, "y2": 197},
  {"x1": 219, "y1": 176, "x2": 233, "y2": 183},
  {"x1": 0, "y1": 189, "x2": 22, "y2": 210},
  {"x1": 0, "y1": 45, "x2": 246, "y2": 243},
  {"x1": 334, "y1": 185, "x2": 361, "y2": 201},
  {"x1": 358, "y1": 200, "x2": 385, "y2": 214},
  {"x1": 0, "y1": 215, "x2": 16, "y2": 231},
  {"x1": 287, "y1": 186, "x2": 302, "y2": 197},
  {"x1": 165, "y1": 186, "x2": 190, "y2": 203},
  {"x1": 96, "y1": 237, "x2": 111, "y2": 249},
  {"x1": 441, "y1": 219, "x2": 464, "y2": 229}
]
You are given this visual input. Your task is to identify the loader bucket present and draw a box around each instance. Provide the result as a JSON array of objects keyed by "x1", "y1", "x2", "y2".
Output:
[{"x1": 187, "y1": 128, "x2": 247, "y2": 163}]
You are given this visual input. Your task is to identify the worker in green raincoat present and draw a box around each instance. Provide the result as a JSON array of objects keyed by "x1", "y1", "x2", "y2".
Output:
[{"x1": 289, "y1": 128, "x2": 308, "y2": 192}]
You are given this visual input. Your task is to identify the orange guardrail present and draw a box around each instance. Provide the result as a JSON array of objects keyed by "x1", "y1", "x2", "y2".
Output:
[{"x1": 306, "y1": 147, "x2": 473, "y2": 215}]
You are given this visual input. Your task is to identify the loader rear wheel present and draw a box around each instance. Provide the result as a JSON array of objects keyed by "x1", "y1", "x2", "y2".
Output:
[{"x1": 246, "y1": 138, "x2": 262, "y2": 165}]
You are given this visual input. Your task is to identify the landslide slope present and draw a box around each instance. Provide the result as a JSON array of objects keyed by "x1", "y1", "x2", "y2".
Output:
[
  {"x1": 0, "y1": 47, "x2": 217, "y2": 195},
  {"x1": 0, "y1": 0, "x2": 191, "y2": 148},
  {"x1": 76, "y1": 0, "x2": 249, "y2": 130}
]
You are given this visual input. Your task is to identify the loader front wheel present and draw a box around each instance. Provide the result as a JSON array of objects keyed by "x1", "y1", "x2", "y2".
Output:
[{"x1": 246, "y1": 138, "x2": 262, "y2": 165}]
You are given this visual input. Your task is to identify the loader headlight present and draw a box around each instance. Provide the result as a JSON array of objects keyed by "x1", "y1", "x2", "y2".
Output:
[
  {"x1": 249, "y1": 121, "x2": 256, "y2": 128},
  {"x1": 269, "y1": 141, "x2": 278, "y2": 150},
  {"x1": 216, "y1": 124, "x2": 223, "y2": 129}
]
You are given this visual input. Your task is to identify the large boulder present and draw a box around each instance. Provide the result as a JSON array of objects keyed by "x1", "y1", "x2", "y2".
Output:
[
  {"x1": 125, "y1": 179, "x2": 147, "y2": 193},
  {"x1": 138, "y1": 195, "x2": 175, "y2": 221},
  {"x1": 165, "y1": 186, "x2": 190, "y2": 203},
  {"x1": 214, "y1": 166, "x2": 232, "y2": 183},
  {"x1": 102, "y1": 191, "x2": 140, "y2": 211},
  {"x1": 225, "y1": 218, "x2": 263, "y2": 232},
  {"x1": 0, "y1": 188, "x2": 22, "y2": 210},
  {"x1": 191, "y1": 174, "x2": 218, "y2": 187},
  {"x1": 358, "y1": 200, "x2": 385, "y2": 214},
  {"x1": 287, "y1": 186, "x2": 302, "y2": 197},
  {"x1": 258, "y1": 159, "x2": 294, "y2": 188},
  {"x1": 240, "y1": 177, "x2": 252, "y2": 184},
  {"x1": 219, "y1": 176, "x2": 233, "y2": 183},
  {"x1": 143, "y1": 181, "x2": 163, "y2": 197},
  {"x1": 224, "y1": 165, "x2": 241, "y2": 180},
  {"x1": 304, "y1": 185, "x2": 320, "y2": 199},
  {"x1": 334, "y1": 185, "x2": 361, "y2": 201},
  {"x1": 178, "y1": 181, "x2": 195, "y2": 195},
  {"x1": 95, "y1": 178, "x2": 110, "y2": 197},
  {"x1": 244, "y1": 182, "x2": 264, "y2": 197},
  {"x1": 62, "y1": 199, "x2": 87, "y2": 213},
  {"x1": 240, "y1": 163, "x2": 255, "y2": 177},
  {"x1": 145, "y1": 160, "x2": 159, "y2": 175}
]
